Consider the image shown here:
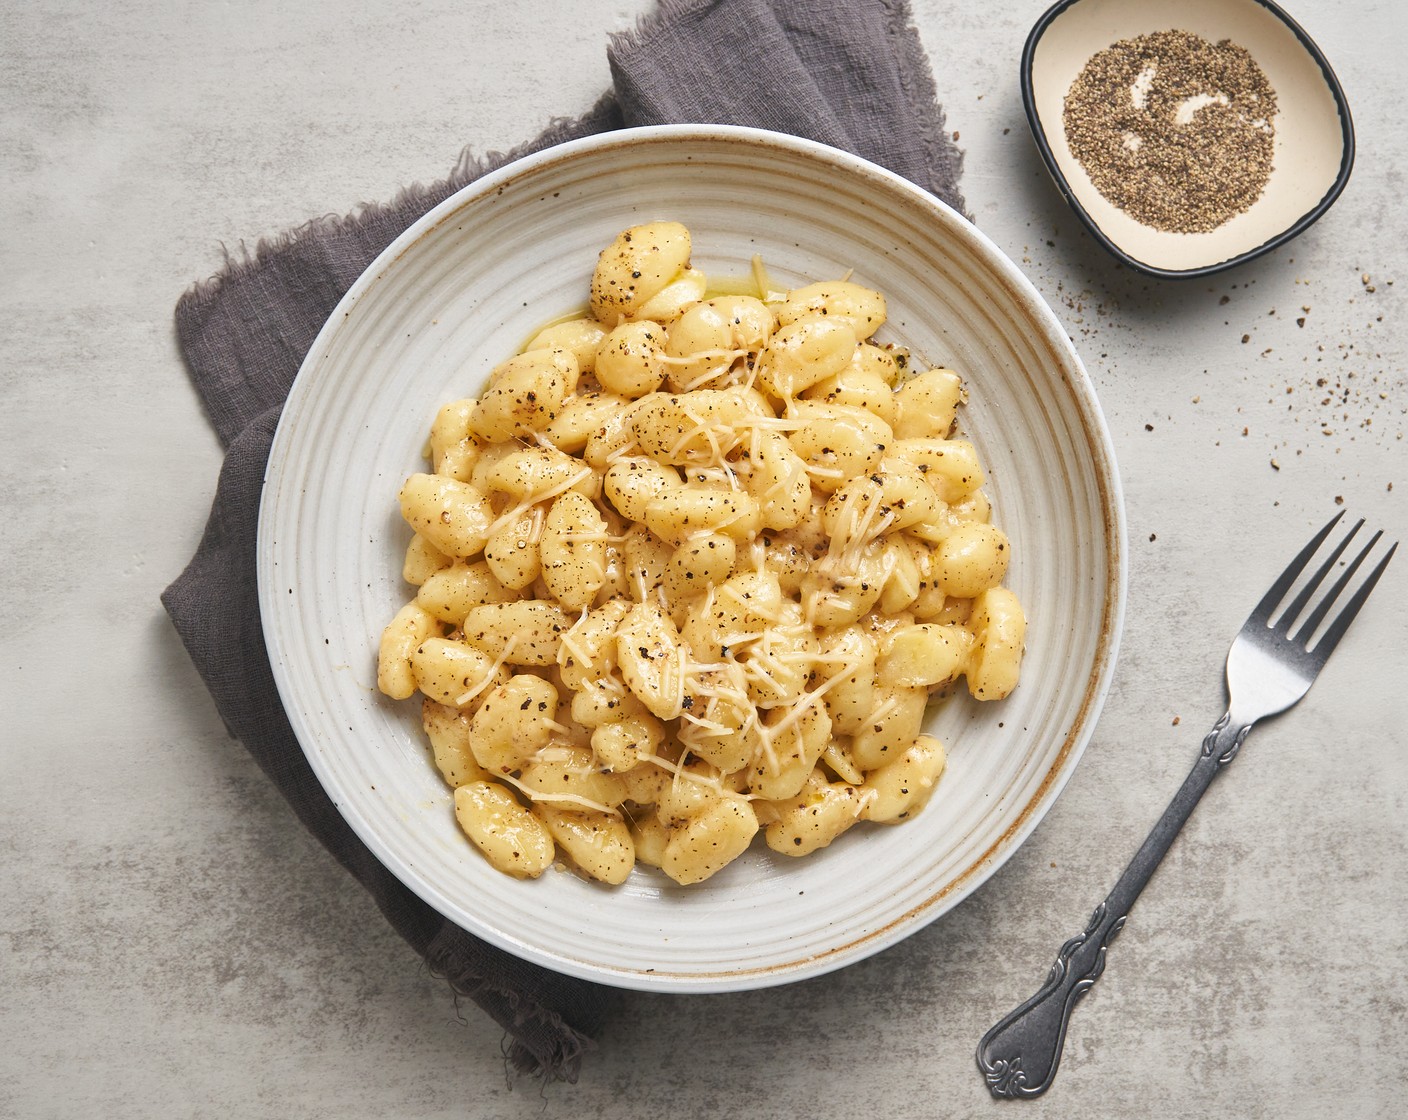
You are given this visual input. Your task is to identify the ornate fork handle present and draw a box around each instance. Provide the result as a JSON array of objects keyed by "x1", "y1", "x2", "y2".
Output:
[{"x1": 976, "y1": 713, "x2": 1250, "y2": 1098}]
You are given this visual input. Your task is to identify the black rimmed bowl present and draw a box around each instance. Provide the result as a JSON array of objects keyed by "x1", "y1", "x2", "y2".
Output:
[{"x1": 1022, "y1": 0, "x2": 1354, "y2": 279}]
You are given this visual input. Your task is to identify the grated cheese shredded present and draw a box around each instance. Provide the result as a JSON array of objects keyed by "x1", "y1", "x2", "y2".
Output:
[
  {"x1": 497, "y1": 771, "x2": 621, "y2": 817},
  {"x1": 452, "y1": 634, "x2": 520, "y2": 707},
  {"x1": 860, "y1": 692, "x2": 901, "y2": 731},
  {"x1": 482, "y1": 466, "x2": 593, "y2": 539}
]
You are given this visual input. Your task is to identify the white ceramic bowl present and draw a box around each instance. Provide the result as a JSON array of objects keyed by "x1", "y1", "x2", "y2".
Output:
[
  {"x1": 1023, "y1": 0, "x2": 1354, "y2": 278},
  {"x1": 258, "y1": 125, "x2": 1126, "y2": 992}
]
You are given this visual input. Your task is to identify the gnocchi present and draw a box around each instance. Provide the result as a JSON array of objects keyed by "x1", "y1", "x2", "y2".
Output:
[{"x1": 376, "y1": 222, "x2": 1027, "y2": 885}]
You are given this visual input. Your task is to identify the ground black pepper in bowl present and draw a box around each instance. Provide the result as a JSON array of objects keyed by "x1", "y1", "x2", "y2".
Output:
[{"x1": 1063, "y1": 29, "x2": 1277, "y2": 234}]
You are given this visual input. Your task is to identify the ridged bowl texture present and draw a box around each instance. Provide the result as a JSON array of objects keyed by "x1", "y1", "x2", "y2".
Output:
[{"x1": 258, "y1": 125, "x2": 1126, "y2": 991}]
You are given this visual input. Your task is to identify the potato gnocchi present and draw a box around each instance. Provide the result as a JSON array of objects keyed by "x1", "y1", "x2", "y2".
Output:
[{"x1": 377, "y1": 220, "x2": 1026, "y2": 886}]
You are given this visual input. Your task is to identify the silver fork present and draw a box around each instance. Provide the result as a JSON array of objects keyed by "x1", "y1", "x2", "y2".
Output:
[{"x1": 976, "y1": 511, "x2": 1397, "y2": 1099}]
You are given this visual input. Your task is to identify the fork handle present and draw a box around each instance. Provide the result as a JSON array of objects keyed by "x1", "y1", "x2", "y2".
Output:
[{"x1": 976, "y1": 711, "x2": 1251, "y2": 1098}]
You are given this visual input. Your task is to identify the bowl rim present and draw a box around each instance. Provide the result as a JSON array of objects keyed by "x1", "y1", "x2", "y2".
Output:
[
  {"x1": 258, "y1": 122, "x2": 1129, "y2": 990},
  {"x1": 1019, "y1": 0, "x2": 1356, "y2": 280}
]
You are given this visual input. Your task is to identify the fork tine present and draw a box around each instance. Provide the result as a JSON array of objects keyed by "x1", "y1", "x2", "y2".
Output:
[
  {"x1": 1277, "y1": 518, "x2": 1363, "y2": 635},
  {"x1": 1248, "y1": 511, "x2": 1344, "y2": 626},
  {"x1": 1307, "y1": 539, "x2": 1398, "y2": 657},
  {"x1": 1292, "y1": 527, "x2": 1380, "y2": 643}
]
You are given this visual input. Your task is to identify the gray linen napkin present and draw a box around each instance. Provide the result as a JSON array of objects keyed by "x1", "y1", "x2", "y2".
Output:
[{"x1": 163, "y1": 0, "x2": 966, "y2": 1082}]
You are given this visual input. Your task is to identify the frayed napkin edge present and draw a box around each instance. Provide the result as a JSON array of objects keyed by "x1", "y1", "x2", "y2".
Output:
[
  {"x1": 424, "y1": 927, "x2": 603, "y2": 1085},
  {"x1": 876, "y1": 0, "x2": 969, "y2": 218}
]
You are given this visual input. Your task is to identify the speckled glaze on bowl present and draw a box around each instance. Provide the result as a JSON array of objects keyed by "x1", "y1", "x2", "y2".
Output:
[
  {"x1": 1023, "y1": 0, "x2": 1354, "y2": 278},
  {"x1": 257, "y1": 125, "x2": 1126, "y2": 992}
]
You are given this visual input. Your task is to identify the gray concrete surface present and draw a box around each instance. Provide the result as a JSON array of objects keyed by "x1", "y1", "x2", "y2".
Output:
[{"x1": 2, "y1": 1, "x2": 1404, "y2": 1116}]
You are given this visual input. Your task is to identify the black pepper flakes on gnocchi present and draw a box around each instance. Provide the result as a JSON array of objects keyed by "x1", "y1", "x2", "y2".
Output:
[{"x1": 377, "y1": 221, "x2": 1026, "y2": 886}]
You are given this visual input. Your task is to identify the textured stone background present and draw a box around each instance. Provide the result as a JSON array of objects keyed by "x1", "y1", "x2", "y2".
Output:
[{"x1": 2, "y1": 1, "x2": 1404, "y2": 1116}]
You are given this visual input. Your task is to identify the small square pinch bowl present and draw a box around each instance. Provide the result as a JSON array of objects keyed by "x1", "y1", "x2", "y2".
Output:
[{"x1": 1022, "y1": 0, "x2": 1354, "y2": 279}]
